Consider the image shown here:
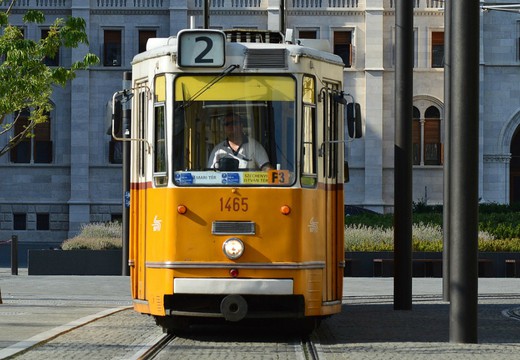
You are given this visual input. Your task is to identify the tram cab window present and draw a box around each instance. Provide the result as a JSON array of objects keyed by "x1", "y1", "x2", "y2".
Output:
[
  {"x1": 206, "y1": 112, "x2": 273, "y2": 172},
  {"x1": 172, "y1": 75, "x2": 296, "y2": 187}
]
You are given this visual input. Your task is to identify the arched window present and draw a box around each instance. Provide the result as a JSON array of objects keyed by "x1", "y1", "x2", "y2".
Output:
[
  {"x1": 412, "y1": 106, "x2": 421, "y2": 165},
  {"x1": 412, "y1": 104, "x2": 442, "y2": 166},
  {"x1": 424, "y1": 106, "x2": 441, "y2": 165},
  {"x1": 9, "y1": 109, "x2": 53, "y2": 164},
  {"x1": 510, "y1": 127, "x2": 520, "y2": 204}
]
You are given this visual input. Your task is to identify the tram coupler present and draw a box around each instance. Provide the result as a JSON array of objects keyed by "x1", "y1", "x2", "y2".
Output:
[{"x1": 220, "y1": 294, "x2": 248, "y2": 322}]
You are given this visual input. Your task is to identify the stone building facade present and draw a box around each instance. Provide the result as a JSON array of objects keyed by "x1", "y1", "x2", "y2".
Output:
[{"x1": 0, "y1": 0, "x2": 518, "y2": 245}]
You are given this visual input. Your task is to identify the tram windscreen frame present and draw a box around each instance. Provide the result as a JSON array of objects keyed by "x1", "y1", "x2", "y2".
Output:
[{"x1": 172, "y1": 74, "x2": 296, "y2": 187}]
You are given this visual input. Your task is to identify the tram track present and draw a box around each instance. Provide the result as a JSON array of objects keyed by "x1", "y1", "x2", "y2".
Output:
[
  {"x1": 6, "y1": 304, "x2": 324, "y2": 360},
  {"x1": 301, "y1": 336, "x2": 321, "y2": 360},
  {"x1": 131, "y1": 331, "x2": 322, "y2": 360},
  {"x1": 132, "y1": 333, "x2": 176, "y2": 360}
]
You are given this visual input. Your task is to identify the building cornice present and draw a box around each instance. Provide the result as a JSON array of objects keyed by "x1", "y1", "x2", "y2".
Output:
[
  {"x1": 288, "y1": 10, "x2": 364, "y2": 16},
  {"x1": 383, "y1": 10, "x2": 444, "y2": 16},
  {"x1": 91, "y1": 9, "x2": 168, "y2": 16},
  {"x1": 11, "y1": 9, "x2": 70, "y2": 16}
]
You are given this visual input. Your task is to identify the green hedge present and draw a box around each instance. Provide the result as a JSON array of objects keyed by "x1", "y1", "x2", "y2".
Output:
[
  {"x1": 346, "y1": 206, "x2": 520, "y2": 240},
  {"x1": 345, "y1": 204, "x2": 520, "y2": 252}
]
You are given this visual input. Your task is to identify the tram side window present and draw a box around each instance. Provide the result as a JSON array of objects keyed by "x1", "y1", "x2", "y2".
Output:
[
  {"x1": 302, "y1": 105, "x2": 317, "y2": 188},
  {"x1": 136, "y1": 85, "x2": 148, "y2": 178},
  {"x1": 301, "y1": 76, "x2": 317, "y2": 188},
  {"x1": 326, "y1": 88, "x2": 339, "y2": 179},
  {"x1": 153, "y1": 105, "x2": 167, "y2": 186}
]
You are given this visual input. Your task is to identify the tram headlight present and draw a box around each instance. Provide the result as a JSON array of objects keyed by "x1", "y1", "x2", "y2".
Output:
[{"x1": 222, "y1": 238, "x2": 244, "y2": 260}]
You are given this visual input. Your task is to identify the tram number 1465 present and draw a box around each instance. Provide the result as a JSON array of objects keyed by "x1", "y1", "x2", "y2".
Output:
[{"x1": 220, "y1": 197, "x2": 249, "y2": 212}]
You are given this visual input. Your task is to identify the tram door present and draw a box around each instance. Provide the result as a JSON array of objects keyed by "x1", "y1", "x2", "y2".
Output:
[
  {"x1": 323, "y1": 84, "x2": 341, "y2": 302},
  {"x1": 134, "y1": 82, "x2": 149, "y2": 300}
]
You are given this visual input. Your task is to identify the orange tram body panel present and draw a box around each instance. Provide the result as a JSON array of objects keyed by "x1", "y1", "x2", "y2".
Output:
[{"x1": 114, "y1": 29, "x2": 360, "y2": 333}]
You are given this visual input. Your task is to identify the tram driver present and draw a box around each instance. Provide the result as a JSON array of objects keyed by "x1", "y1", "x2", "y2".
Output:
[{"x1": 207, "y1": 112, "x2": 273, "y2": 171}]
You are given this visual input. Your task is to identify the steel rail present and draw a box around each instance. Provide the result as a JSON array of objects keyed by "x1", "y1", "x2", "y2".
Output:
[
  {"x1": 134, "y1": 333, "x2": 176, "y2": 360},
  {"x1": 301, "y1": 336, "x2": 321, "y2": 360}
]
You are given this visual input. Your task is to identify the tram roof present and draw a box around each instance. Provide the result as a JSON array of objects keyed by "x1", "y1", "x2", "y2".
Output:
[{"x1": 132, "y1": 29, "x2": 344, "y2": 68}]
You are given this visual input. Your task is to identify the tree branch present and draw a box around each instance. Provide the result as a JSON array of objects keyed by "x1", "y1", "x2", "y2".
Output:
[{"x1": 5, "y1": 0, "x2": 15, "y2": 16}]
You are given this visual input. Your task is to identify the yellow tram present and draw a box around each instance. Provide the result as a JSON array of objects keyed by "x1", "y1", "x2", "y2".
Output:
[{"x1": 114, "y1": 29, "x2": 361, "y2": 333}]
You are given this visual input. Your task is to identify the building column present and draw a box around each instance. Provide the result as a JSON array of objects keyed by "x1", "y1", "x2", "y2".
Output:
[
  {"x1": 170, "y1": 0, "x2": 189, "y2": 34},
  {"x1": 483, "y1": 154, "x2": 511, "y2": 204},
  {"x1": 420, "y1": 118, "x2": 425, "y2": 166},
  {"x1": 267, "y1": 0, "x2": 282, "y2": 32},
  {"x1": 363, "y1": 1, "x2": 384, "y2": 211},
  {"x1": 68, "y1": 3, "x2": 92, "y2": 236}
]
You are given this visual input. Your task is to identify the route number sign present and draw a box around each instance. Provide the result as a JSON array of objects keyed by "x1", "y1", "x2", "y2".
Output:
[{"x1": 178, "y1": 30, "x2": 226, "y2": 68}]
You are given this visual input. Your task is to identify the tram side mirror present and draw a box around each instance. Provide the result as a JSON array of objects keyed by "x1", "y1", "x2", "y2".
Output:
[
  {"x1": 109, "y1": 97, "x2": 123, "y2": 139},
  {"x1": 346, "y1": 102, "x2": 362, "y2": 139},
  {"x1": 344, "y1": 161, "x2": 350, "y2": 183}
]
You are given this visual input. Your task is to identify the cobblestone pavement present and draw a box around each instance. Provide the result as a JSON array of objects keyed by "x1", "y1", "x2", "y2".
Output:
[
  {"x1": 0, "y1": 269, "x2": 132, "y2": 354},
  {"x1": 8, "y1": 295, "x2": 520, "y2": 360},
  {"x1": 317, "y1": 294, "x2": 520, "y2": 359},
  {"x1": 8, "y1": 309, "x2": 309, "y2": 360},
  {"x1": 9, "y1": 309, "x2": 162, "y2": 360},
  {"x1": 1, "y1": 271, "x2": 520, "y2": 359}
]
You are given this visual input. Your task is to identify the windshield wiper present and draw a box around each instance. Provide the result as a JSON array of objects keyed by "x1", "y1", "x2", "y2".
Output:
[{"x1": 177, "y1": 64, "x2": 240, "y2": 111}]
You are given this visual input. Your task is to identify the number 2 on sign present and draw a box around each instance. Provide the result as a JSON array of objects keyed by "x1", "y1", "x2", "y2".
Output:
[{"x1": 220, "y1": 197, "x2": 249, "y2": 212}]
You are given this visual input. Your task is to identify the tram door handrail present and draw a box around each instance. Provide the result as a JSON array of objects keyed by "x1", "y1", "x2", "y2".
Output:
[{"x1": 111, "y1": 89, "x2": 153, "y2": 154}]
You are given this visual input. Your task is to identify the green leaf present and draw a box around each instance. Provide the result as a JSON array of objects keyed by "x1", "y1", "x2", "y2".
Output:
[
  {"x1": 0, "y1": 12, "x2": 8, "y2": 26},
  {"x1": 0, "y1": 8, "x2": 98, "y2": 156},
  {"x1": 23, "y1": 10, "x2": 45, "y2": 24}
]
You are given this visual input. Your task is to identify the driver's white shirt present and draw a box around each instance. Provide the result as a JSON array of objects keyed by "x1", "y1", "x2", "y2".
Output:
[{"x1": 207, "y1": 137, "x2": 270, "y2": 170}]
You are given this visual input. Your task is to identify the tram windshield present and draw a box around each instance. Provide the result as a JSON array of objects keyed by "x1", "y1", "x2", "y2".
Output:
[{"x1": 172, "y1": 75, "x2": 296, "y2": 186}]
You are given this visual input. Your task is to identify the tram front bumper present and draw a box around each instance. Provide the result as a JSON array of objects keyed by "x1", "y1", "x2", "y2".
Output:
[
  {"x1": 173, "y1": 278, "x2": 293, "y2": 295},
  {"x1": 167, "y1": 278, "x2": 303, "y2": 319}
]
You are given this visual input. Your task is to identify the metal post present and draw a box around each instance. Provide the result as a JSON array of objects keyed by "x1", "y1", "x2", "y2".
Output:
[
  {"x1": 279, "y1": 0, "x2": 286, "y2": 34},
  {"x1": 122, "y1": 71, "x2": 132, "y2": 276},
  {"x1": 11, "y1": 235, "x2": 18, "y2": 276},
  {"x1": 442, "y1": 0, "x2": 451, "y2": 302},
  {"x1": 449, "y1": 0, "x2": 479, "y2": 344},
  {"x1": 203, "y1": 0, "x2": 210, "y2": 29},
  {"x1": 394, "y1": 0, "x2": 414, "y2": 310}
]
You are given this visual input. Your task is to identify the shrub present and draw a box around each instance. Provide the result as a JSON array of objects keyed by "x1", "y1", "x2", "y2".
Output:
[
  {"x1": 479, "y1": 202, "x2": 520, "y2": 213},
  {"x1": 345, "y1": 213, "x2": 393, "y2": 229},
  {"x1": 344, "y1": 223, "x2": 444, "y2": 252},
  {"x1": 478, "y1": 238, "x2": 520, "y2": 252},
  {"x1": 344, "y1": 223, "x2": 500, "y2": 252},
  {"x1": 345, "y1": 212, "x2": 444, "y2": 229},
  {"x1": 479, "y1": 213, "x2": 520, "y2": 239},
  {"x1": 61, "y1": 222, "x2": 122, "y2": 250},
  {"x1": 342, "y1": 224, "x2": 394, "y2": 251},
  {"x1": 346, "y1": 209, "x2": 520, "y2": 241}
]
